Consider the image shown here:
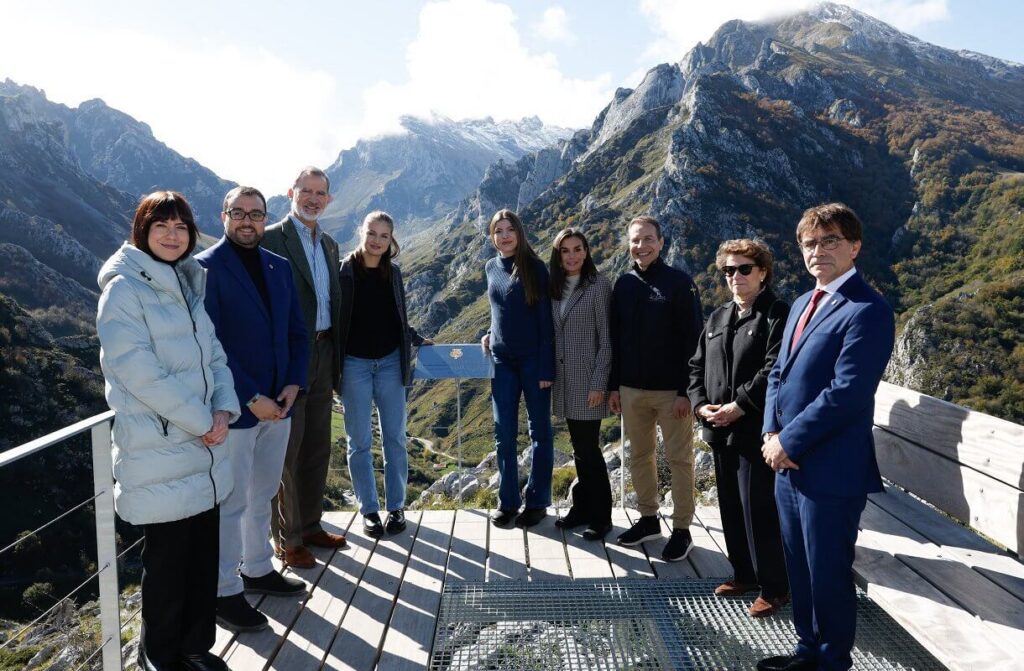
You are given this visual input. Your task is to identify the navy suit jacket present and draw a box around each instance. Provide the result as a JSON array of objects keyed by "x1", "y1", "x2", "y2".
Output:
[
  {"x1": 197, "y1": 238, "x2": 309, "y2": 429},
  {"x1": 763, "y1": 271, "x2": 894, "y2": 498}
]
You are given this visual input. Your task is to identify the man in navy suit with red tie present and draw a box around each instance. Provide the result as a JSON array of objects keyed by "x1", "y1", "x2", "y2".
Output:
[{"x1": 758, "y1": 204, "x2": 895, "y2": 671}]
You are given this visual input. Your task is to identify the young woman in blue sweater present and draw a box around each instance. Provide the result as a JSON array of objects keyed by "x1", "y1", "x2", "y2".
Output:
[{"x1": 480, "y1": 209, "x2": 556, "y2": 528}]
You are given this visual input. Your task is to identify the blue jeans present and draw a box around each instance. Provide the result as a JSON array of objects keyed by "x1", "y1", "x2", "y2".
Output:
[
  {"x1": 491, "y1": 353, "x2": 553, "y2": 510},
  {"x1": 341, "y1": 350, "x2": 408, "y2": 516}
]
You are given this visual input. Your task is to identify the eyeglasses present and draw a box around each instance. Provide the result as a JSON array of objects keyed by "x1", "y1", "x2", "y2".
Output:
[
  {"x1": 799, "y1": 235, "x2": 845, "y2": 253},
  {"x1": 225, "y1": 209, "x2": 267, "y2": 222},
  {"x1": 722, "y1": 264, "x2": 758, "y2": 277}
]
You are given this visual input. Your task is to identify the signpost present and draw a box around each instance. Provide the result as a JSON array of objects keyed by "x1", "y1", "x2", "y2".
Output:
[{"x1": 413, "y1": 344, "x2": 494, "y2": 507}]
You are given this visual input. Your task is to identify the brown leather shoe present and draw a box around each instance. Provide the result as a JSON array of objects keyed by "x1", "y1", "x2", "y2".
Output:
[
  {"x1": 282, "y1": 545, "x2": 316, "y2": 569},
  {"x1": 749, "y1": 594, "x2": 790, "y2": 618},
  {"x1": 303, "y1": 529, "x2": 347, "y2": 549},
  {"x1": 714, "y1": 581, "x2": 759, "y2": 597}
]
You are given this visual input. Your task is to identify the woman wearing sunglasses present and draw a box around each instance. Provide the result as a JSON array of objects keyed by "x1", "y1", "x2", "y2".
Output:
[{"x1": 687, "y1": 239, "x2": 791, "y2": 618}]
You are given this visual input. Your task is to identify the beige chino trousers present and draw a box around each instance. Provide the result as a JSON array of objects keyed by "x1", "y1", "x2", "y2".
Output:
[{"x1": 620, "y1": 386, "x2": 695, "y2": 529}]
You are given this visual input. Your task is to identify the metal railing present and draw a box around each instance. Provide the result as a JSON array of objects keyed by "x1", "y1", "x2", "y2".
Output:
[
  {"x1": 0, "y1": 411, "x2": 122, "y2": 671},
  {"x1": 0, "y1": 395, "x2": 628, "y2": 670}
]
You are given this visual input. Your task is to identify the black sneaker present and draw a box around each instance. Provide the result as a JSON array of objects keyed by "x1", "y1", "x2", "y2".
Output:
[
  {"x1": 514, "y1": 507, "x2": 547, "y2": 528},
  {"x1": 216, "y1": 593, "x2": 269, "y2": 633},
  {"x1": 180, "y1": 652, "x2": 229, "y2": 671},
  {"x1": 242, "y1": 569, "x2": 306, "y2": 596},
  {"x1": 554, "y1": 507, "x2": 587, "y2": 529},
  {"x1": 617, "y1": 515, "x2": 662, "y2": 546},
  {"x1": 662, "y1": 528, "x2": 694, "y2": 562},
  {"x1": 363, "y1": 512, "x2": 384, "y2": 538},
  {"x1": 490, "y1": 508, "x2": 518, "y2": 527},
  {"x1": 582, "y1": 522, "x2": 613, "y2": 541},
  {"x1": 386, "y1": 509, "x2": 407, "y2": 534}
]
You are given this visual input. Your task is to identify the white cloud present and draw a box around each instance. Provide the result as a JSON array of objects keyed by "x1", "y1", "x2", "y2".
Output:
[
  {"x1": 0, "y1": 7, "x2": 341, "y2": 192},
  {"x1": 637, "y1": 0, "x2": 950, "y2": 68},
  {"x1": 536, "y1": 6, "x2": 576, "y2": 43},
  {"x1": 357, "y1": 0, "x2": 611, "y2": 138}
]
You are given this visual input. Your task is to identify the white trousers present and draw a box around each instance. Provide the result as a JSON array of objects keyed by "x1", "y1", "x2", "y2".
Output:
[{"x1": 217, "y1": 418, "x2": 291, "y2": 597}]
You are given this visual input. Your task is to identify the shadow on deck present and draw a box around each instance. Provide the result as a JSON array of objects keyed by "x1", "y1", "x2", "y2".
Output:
[{"x1": 214, "y1": 507, "x2": 941, "y2": 670}]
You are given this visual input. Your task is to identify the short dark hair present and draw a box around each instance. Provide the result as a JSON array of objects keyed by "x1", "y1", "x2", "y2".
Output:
[
  {"x1": 715, "y1": 238, "x2": 775, "y2": 286},
  {"x1": 130, "y1": 191, "x2": 198, "y2": 260},
  {"x1": 796, "y1": 203, "x2": 863, "y2": 243},
  {"x1": 549, "y1": 228, "x2": 598, "y2": 300},
  {"x1": 628, "y1": 215, "x2": 662, "y2": 240},
  {"x1": 293, "y1": 166, "x2": 330, "y2": 192},
  {"x1": 222, "y1": 186, "x2": 267, "y2": 212}
]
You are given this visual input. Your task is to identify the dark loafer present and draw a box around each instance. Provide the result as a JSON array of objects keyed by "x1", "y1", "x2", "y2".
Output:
[{"x1": 490, "y1": 508, "x2": 518, "y2": 527}]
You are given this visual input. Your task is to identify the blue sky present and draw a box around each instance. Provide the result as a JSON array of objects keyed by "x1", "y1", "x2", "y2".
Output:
[{"x1": 1, "y1": 1, "x2": 1020, "y2": 191}]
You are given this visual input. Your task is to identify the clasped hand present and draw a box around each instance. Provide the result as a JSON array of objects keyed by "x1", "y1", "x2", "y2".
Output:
[
  {"x1": 761, "y1": 433, "x2": 800, "y2": 472},
  {"x1": 697, "y1": 401, "x2": 744, "y2": 427}
]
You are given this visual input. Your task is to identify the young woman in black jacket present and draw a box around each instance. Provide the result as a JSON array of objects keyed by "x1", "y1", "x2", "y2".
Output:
[{"x1": 687, "y1": 238, "x2": 791, "y2": 618}]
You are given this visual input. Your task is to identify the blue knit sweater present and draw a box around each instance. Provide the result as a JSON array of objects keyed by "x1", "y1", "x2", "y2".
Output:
[{"x1": 486, "y1": 255, "x2": 556, "y2": 380}]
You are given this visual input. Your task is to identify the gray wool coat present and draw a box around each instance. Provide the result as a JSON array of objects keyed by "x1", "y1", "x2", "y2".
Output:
[{"x1": 551, "y1": 273, "x2": 613, "y2": 421}]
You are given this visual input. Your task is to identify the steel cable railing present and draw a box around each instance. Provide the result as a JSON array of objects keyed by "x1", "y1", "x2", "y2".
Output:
[
  {"x1": 0, "y1": 561, "x2": 109, "y2": 650},
  {"x1": 0, "y1": 412, "x2": 122, "y2": 670},
  {"x1": 0, "y1": 491, "x2": 104, "y2": 557}
]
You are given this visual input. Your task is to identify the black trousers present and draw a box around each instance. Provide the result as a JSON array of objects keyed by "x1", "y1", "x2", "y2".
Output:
[
  {"x1": 566, "y1": 419, "x2": 612, "y2": 525},
  {"x1": 141, "y1": 505, "x2": 219, "y2": 664},
  {"x1": 711, "y1": 441, "x2": 789, "y2": 599}
]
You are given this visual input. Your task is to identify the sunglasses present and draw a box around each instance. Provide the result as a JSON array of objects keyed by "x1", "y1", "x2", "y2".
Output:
[{"x1": 722, "y1": 264, "x2": 758, "y2": 277}]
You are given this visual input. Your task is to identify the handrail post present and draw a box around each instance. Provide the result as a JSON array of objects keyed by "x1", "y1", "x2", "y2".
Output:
[
  {"x1": 619, "y1": 415, "x2": 625, "y2": 508},
  {"x1": 456, "y1": 377, "x2": 463, "y2": 510},
  {"x1": 91, "y1": 420, "x2": 122, "y2": 671}
]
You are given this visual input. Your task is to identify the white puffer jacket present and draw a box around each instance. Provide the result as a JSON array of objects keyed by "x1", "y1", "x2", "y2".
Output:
[{"x1": 97, "y1": 243, "x2": 239, "y2": 525}]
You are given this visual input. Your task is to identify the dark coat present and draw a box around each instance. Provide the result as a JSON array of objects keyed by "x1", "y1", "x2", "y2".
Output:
[
  {"x1": 609, "y1": 258, "x2": 703, "y2": 395},
  {"x1": 551, "y1": 273, "x2": 612, "y2": 420},
  {"x1": 196, "y1": 238, "x2": 309, "y2": 428},
  {"x1": 261, "y1": 217, "x2": 343, "y2": 393},
  {"x1": 338, "y1": 255, "x2": 425, "y2": 387},
  {"x1": 688, "y1": 289, "x2": 789, "y2": 446}
]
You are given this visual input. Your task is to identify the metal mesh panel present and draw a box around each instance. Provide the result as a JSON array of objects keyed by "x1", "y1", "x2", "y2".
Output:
[{"x1": 430, "y1": 579, "x2": 944, "y2": 670}]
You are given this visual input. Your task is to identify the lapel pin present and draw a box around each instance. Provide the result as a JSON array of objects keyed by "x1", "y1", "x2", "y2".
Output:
[
  {"x1": 269, "y1": 263, "x2": 274, "y2": 269},
  {"x1": 748, "y1": 329, "x2": 753, "y2": 335}
]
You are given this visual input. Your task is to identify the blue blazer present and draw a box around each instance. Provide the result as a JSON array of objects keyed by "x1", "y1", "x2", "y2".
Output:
[
  {"x1": 763, "y1": 271, "x2": 894, "y2": 498},
  {"x1": 197, "y1": 238, "x2": 309, "y2": 429}
]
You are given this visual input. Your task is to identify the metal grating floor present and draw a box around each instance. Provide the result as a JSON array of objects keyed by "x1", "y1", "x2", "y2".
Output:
[{"x1": 429, "y1": 579, "x2": 944, "y2": 670}]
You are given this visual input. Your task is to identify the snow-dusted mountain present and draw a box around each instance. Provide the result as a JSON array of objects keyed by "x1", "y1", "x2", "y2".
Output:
[{"x1": 266, "y1": 114, "x2": 574, "y2": 247}]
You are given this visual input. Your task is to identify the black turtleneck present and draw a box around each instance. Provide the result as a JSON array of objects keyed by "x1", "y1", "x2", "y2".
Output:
[{"x1": 229, "y1": 238, "x2": 271, "y2": 310}]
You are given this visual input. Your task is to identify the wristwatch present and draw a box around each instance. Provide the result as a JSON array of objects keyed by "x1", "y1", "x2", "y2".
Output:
[{"x1": 246, "y1": 393, "x2": 261, "y2": 407}]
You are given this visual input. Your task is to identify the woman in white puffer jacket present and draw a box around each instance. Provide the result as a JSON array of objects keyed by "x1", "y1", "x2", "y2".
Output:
[{"x1": 96, "y1": 191, "x2": 239, "y2": 671}]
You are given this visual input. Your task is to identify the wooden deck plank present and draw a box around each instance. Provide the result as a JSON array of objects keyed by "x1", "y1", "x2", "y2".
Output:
[
  {"x1": 859, "y1": 502, "x2": 1024, "y2": 653},
  {"x1": 443, "y1": 509, "x2": 487, "y2": 582},
  {"x1": 486, "y1": 514, "x2": 528, "y2": 581},
  {"x1": 604, "y1": 508, "x2": 655, "y2": 579},
  {"x1": 267, "y1": 512, "x2": 371, "y2": 670},
  {"x1": 869, "y1": 484, "x2": 1024, "y2": 601},
  {"x1": 526, "y1": 508, "x2": 571, "y2": 582},
  {"x1": 691, "y1": 506, "x2": 736, "y2": 579},
  {"x1": 856, "y1": 513, "x2": 1021, "y2": 670},
  {"x1": 563, "y1": 524, "x2": 615, "y2": 580},
  {"x1": 681, "y1": 510, "x2": 732, "y2": 578},
  {"x1": 873, "y1": 381, "x2": 1024, "y2": 489},
  {"x1": 322, "y1": 510, "x2": 422, "y2": 671},
  {"x1": 217, "y1": 513, "x2": 354, "y2": 667},
  {"x1": 375, "y1": 510, "x2": 455, "y2": 671},
  {"x1": 873, "y1": 427, "x2": 1022, "y2": 554},
  {"x1": 651, "y1": 511, "x2": 700, "y2": 579}
]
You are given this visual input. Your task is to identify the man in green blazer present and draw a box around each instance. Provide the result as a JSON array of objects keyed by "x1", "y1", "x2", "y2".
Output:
[{"x1": 262, "y1": 166, "x2": 346, "y2": 568}]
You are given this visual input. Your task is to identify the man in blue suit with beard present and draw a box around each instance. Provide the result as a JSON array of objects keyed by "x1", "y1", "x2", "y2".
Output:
[
  {"x1": 197, "y1": 186, "x2": 309, "y2": 634},
  {"x1": 758, "y1": 203, "x2": 895, "y2": 671}
]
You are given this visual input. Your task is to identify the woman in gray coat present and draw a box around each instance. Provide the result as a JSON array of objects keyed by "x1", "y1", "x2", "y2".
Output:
[
  {"x1": 549, "y1": 228, "x2": 614, "y2": 540},
  {"x1": 97, "y1": 192, "x2": 239, "y2": 671}
]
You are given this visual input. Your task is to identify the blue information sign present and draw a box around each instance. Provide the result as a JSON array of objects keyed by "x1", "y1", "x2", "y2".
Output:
[{"x1": 413, "y1": 344, "x2": 494, "y2": 380}]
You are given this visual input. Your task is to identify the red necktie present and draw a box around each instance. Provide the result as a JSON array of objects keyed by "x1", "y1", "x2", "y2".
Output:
[{"x1": 790, "y1": 289, "x2": 826, "y2": 352}]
